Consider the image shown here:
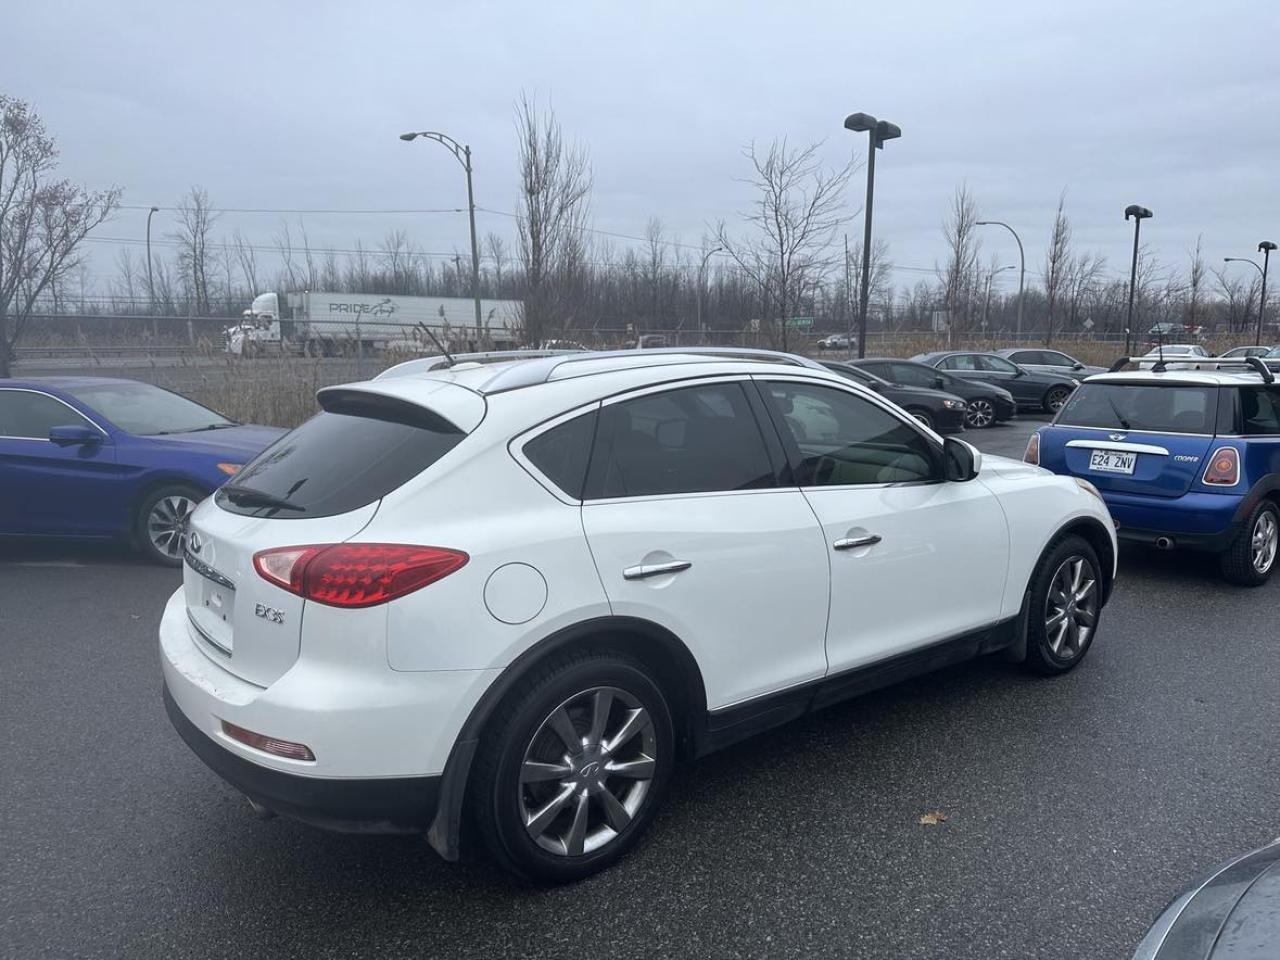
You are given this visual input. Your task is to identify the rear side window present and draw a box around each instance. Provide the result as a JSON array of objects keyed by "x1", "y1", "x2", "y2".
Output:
[
  {"x1": 1057, "y1": 384, "x2": 1216, "y2": 434},
  {"x1": 587, "y1": 382, "x2": 774, "y2": 498},
  {"x1": 1240, "y1": 388, "x2": 1280, "y2": 435},
  {"x1": 523, "y1": 409, "x2": 598, "y2": 499},
  {"x1": 0, "y1": 390, "x2": 94, "y2": 439},
  {"x1": 217, "y1": 398, "x2": 465, "y2": 518}
]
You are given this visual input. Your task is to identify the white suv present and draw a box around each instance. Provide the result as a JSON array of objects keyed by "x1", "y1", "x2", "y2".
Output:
[{"x1": 160, "y1": 348, "x2": 1117, "y2": 882}]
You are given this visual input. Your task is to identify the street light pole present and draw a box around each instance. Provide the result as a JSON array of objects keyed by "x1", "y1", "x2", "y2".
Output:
[
  {"x1": 1259, "y1": 241, "x2": 1276, "y2": 346},
  {"x1": 145, "y1": 206, "x2": 160, "y2": 339},
  {"x1": 696, "y1": 246, "x2": 723, "y2": 343},
  {"x1": 400, "y1": 131, "x2": 483, "y2": 346},
  {"x1": 844, "y1": 112, "x2": 901, "y2": 359},
  {"x1": 982, "y1": 265, "x2": 1017, "y2": 332},
  {"x1": 1124, "y1": 205, "x2": 1153, "y2": 356},
  {"x1": 975, "y1": 221, "x2": 1025, "y2": 338}
]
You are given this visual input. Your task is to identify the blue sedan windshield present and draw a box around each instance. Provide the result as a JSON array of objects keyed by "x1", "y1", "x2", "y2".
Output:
[{"x1": 62, "y1": 382, "x2": 233, "y2": 436}]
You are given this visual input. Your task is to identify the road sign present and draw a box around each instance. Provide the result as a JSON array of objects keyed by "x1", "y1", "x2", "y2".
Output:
[{"x1": 785, "y1": 317, "x2": 814, "y2": 330}]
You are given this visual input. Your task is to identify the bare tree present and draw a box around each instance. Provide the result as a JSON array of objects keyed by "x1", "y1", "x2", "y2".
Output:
[
  {"x1": 171, "y1": 186, "x2": 217, "y2": 315},
  {"x1": 1042, "y1": 193, "x2": 1072, "y2": 344},
  {"x1": 231, "y1": 230, "x2": 259, "y2": 295},
  {"x1": 484, "y1": 232, "x2": 507, "y2": 295},
  {"x1": 1065, "y1": 251, "x2": 1106, "y2": 331},
  {"x1": 1213, "y1": 265, "x2": 1260, "y2": 333},
  {"x1": 940, "y1": 184, "x2": 981, "y2": 334},
  {"x1": 1186, "y1": 234, "x2": 1207, "y2": 331},
  {"x1": 715, "y1": 139, "x2": 856, "y2": 349},
  {"x1": 0, "y1": 95, "x2": 119, "y2": 374},
  {"x1": 514, "y1": 92, "x2": 593, "y2": 344}
]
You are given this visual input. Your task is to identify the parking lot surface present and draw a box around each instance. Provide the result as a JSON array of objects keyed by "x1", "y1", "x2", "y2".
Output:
[{"x1": 4, "y1": 414, "x2": 1278, "y2": 960}]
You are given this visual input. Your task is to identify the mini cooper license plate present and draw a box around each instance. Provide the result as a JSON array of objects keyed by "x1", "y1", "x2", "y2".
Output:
[{"x1": 1089, "y1": 449, "x2": 1136, "y2": 474}]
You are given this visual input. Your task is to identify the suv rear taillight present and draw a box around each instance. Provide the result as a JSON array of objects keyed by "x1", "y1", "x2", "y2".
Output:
[
  {"x1": 1203, "y1": 447, "x2": 1240, "y2": 486},
  {"x1": 253, "y1": 544, "x2": 469, "y2": 608},
  {"x1": 1023, "y1": 431, "x2": 1040, "y2": 465}
]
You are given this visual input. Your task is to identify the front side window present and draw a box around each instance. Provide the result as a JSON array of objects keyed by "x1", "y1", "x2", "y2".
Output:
[
  {"x1": 0, "y1": 390, "x2": 94, "y2": 439},
  {"x1": 587, "y1": 382, "x2": 774, "y2": 499},
  {"x1": 764, "y1": 381, "x2": 940, "y2": 486},
  {"x1": 1240, "y1": 388, "x2": 1280, "y2": 435},
  {"x1": 1042, "y1": 352, "x2": 1076, "y2": 368},
  {"x1": 939, "y1": 355, "x2": 978, "y2": 371},
  {"x1": 978, "y1": 355, "x2": 1020, "y2": 374},
  {"x1": 889, "y1": 363, "x2": 938, "y2": 388}
]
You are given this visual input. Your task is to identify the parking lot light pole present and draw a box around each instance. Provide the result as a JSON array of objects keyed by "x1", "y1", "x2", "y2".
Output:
[
  {"x1": 146, "y1": 206, "x2": 160, "y2": 338},
  {"x1": 844, "y1": 112, "x2": 901, "y2": 358},
  {"x1": 976, "y1": 221, "x2": 1026, "y2": 338},
  {"x1": 1124, "y1": 205, "x2": 1153, "y2": 356},
  {"x1": 1225, "y1": 247, "x2": 1274, "y2": 345},
  {"x1": 400, "y1": 131, "x2": 483, "y2": 342},
  {"x1": 696, "y1": 246, "x2": 723, "y2": 343},
  {"x1": 982, "y1": 265, "x2": 1017, "y2": 331}
]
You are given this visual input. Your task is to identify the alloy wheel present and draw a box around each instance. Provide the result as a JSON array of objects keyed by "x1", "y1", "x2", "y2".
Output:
[
  {"x1": 965, "y1": 398, "x2": 995, "y2": 428},
  {"x1": 147, "y1": 495, "x2": 196, "y2": 559},
  {"x1": 1251, "y1": 510, "x2": 1278, "y2": 574},
  {"x1": 1046, "y1": 387, "x2": 1070, "y2": 413},
  {"x1": 1043, "y1": 556, "x2": 1097, "y2": 660},
  {"x1": 519, "y1": 686, "x2": 657, "y2": 857}
]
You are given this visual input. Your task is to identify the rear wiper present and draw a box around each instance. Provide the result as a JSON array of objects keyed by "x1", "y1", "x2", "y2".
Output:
[
  {"x1": 220, "y1": 484, "x2": 303, "y2": 512},
  {"x1": 1106, "y1": 397, "x2": 1131, "y2": 430}
]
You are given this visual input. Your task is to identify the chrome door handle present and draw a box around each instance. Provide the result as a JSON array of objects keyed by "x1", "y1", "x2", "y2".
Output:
[
  {"x1": 833, "y1": 534, "x2": 882, "y2": 550},
  {"x1": 623, "y1": 560, "x2": 692, "y2": 580}
]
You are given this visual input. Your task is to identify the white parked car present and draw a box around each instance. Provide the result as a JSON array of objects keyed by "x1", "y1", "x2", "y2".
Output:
[
  {"x1": 160, "y1": 348, "x2": 1117, "y2": 882},
  {"x1": 1137, "y1": 344, "x2": 1209, "y2": 369}
]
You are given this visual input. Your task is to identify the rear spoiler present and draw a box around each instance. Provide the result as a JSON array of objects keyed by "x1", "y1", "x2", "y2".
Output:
[{"x1": 1107, "y1": 355, "x2": 1275, "y2": 383}]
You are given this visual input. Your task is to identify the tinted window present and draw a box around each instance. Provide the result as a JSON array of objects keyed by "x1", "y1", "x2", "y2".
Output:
[
  {"x1": 1007, "y1": 350, "x2": 1040, "y2": 364},
  {"x1": 1042, "y1": 352, "x2": 1077, "y2": 368},
  {"x1": 978, "y1": 355, "x2": 1019, "y2": 373},
  {"x1": 62, "y1": 381, "x2": 231, "y2": 435},
  {"x1": 523, "y1": 409, "x2": 598, "y2": 498},
  {"x1": 940, "y1": 354, "x2": 979, "y2": 371},
  {"x1": 1057, "y1": 384, "x2": 1216, "y2": 434},
  {"x1": 765, "y1": 382, "x2": 940, "y2": 486},
  {"x1": 217, "y1": 401, "x2": 465, "y2": 518},
  {"x1": 589, "y1": 383, "x2": 773, "y2": 498},
  {"x1": 1240, "y1": 388, "x2": 1280, "y2": 435},
  {"x1": 890, "y1": 363, "x2": 940, "y2": 388},
  {"x1": 0, "y1": 390, "x2": 94, "y2": 439}
]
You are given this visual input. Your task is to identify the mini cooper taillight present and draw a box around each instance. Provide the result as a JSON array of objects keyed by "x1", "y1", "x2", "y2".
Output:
[
  {"x1": 253, "y1": 543, "x2": 469, "y2": 608},
  {"x1": 1203, "y1": 447, "x2": 1240, "y2": 486},
  {"x1": 1023, "y1": 432, "x2": 1040, "y2": 465}
]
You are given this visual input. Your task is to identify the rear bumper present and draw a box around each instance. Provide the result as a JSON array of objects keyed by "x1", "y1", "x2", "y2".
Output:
[
  {"x1": 1104, "y1": 489, "x2": 1245, "y2": 552},
  {"x1": 164, "y1": 684, "x2": 440, "y2": 832}
]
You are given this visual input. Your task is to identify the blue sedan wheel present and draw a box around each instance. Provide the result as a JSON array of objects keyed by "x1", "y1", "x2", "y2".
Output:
[{"x1": 137, "y1": 485, "x2": 202, "y2": 565}]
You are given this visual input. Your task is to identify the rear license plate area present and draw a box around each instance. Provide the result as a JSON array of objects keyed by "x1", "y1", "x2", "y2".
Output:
[{"x1": 1089, "y1": 449, "x2": 1137, "y2": 474}]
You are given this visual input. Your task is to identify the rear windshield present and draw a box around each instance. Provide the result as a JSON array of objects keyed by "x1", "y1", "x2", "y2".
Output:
[
  {"x1": 1056, "y1": 383, "x2": 1217, "y2": 434},
  {"x1": 216, "y1": 399, "x2": 464, "y2": 518}
]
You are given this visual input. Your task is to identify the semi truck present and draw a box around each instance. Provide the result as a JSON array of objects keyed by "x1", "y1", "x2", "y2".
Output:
[{"x1": 224, "y1": 291, "x2": 524, "y2": 356}]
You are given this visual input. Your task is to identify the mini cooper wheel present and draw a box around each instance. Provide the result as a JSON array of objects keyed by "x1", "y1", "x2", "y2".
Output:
[
  {"x1": 964, "y1": 398, "x2": 996, "y2": 429},
  {"x1": 1023, "y1": 535, "x2": 1103, "y2": 675},
  {"x1": 1044, "y1": 385, "x2": 1072, "y2": 414},
  {"x1": 135, "y1": 484, "x2": 203, "y2": 566},
  {"x1": 1220, "y1": 499, "x2": 1280, "y2": 587},
  {"x1": 472, "y1": 651, "x2": 674, "y2": 883}
]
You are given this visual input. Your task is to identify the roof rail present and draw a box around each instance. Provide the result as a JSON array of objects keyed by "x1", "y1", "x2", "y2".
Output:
[
  {"x1": 1107, "y1": 355, "x2": 1275, "y2": 382},
  {"x1": 376, "y1": 349, "x2": 586, "y2": 380},
  {"x1": 481, "y1": 347, "x2": 826, "y2": 393}
]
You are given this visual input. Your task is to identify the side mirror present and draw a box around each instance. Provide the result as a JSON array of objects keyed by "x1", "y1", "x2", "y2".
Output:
[
  {"x1": 932, "y1": 376, "x2": 946, "y2": 390},
  {"x1": 49, "y1": 424, "x2": 101, "y2": 446},
  {"x1": 1072, "y1": 362, "x2": 1085, "y2": 371},
  {"x1": 944, "y1": 437, "x2": 981, "y2": 482},
  {"x1": 1013, "y1": 367, "x2": 1026, "y2": 377}
]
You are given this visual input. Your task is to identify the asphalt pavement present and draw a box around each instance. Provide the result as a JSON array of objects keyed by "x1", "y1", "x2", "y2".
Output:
[{"x1": 4, "y1": 414, "x2": 1279, "y2": 960}]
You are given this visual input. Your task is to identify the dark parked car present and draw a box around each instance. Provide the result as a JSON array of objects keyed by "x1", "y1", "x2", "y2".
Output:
[
  {"x1": 819, "y1": 360, "x2": 967, "y2": 433},
  {"x1": 913, "y1": 350, "x2": 1080, "y2": 414},
  {"x1": 994, "y1": 347, "x2": 1108, "y2": 378},
  {"x1": 0, "y1": 377, "x2": 285, "y2": 564},
  {"x1": 1132, "y1": 838, "x2": 1280, "y2": 958},
  {"x1": 851, "y1": 357, "x2": 1017, "y2": 429}
]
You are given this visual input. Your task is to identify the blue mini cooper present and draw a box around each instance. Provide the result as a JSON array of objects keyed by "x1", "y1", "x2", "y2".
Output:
[{"x1": 1026, "y1": 356, "x2": 1280, "y2": 585}]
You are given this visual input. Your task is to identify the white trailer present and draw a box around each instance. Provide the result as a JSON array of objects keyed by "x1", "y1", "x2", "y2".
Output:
[{"x1": 224, "y1": 291, "x2": 523, "y2": 356}]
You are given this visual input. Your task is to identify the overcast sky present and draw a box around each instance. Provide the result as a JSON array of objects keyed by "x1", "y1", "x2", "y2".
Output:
[{"x1": 6, "y1": 0, "x2": 1279, "y2": 298}]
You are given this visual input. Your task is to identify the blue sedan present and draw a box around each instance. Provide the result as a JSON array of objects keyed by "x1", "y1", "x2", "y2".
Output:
[{"x1": 0, "y1": 377, "x2": 285, "y2": 564}]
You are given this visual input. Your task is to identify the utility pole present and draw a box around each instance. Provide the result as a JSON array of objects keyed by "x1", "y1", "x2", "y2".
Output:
[{"x1": 146, "y1": 206, "x2": 160, "y2": 340}]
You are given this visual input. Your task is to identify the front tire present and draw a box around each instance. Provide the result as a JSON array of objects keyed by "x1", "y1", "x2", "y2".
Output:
[
  {"x1": 471, "y1": 651, "x2": 674, "y2": 883},
  {"x1": 135, "y1": 484, "x2": 204, "y2": 566},
  {"x1": 1044, "y1": 385, "x2": 1071, "y2": 414},
  {"x1": 907, "y1": 408, "x2": 935, "y2": 431},
  {"x1": 964, "y1": 397, "x2": 996, "y2": 429},
  {"x1": 1220, "y1": 500, "x2": 1279, "y2": 586},
  {"x1": 1022, "y1": 535, "x2": 1103, "y2": 676}
]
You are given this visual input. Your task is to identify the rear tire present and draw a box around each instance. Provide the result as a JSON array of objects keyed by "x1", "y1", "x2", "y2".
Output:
[
  {"x1": 134, "y1": 483, "x2": 204, "y2": 566},
  {"x1": 1022, "y1": 535, "x2": 1103, "y2": 676},
  {"x1": 1044, "y1": 385, "x2": 1071, "y2": 414},
  {"x1": 1220, "y1": 500, "x2": 1279, "y2": 587},
  {"x1": 470, "y1": 650, "x2": 674, "y2": 883}
]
